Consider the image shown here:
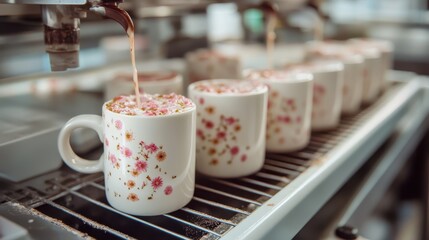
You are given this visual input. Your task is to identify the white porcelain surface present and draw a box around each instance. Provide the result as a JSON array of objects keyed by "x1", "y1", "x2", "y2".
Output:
[
  {"x1": 349, "y1": 38, "x2": 394, "y2": 90},
  {"x1": 305, "y1": 42, "x2": 365, "y2": 114},
  {"x1": 340, "y1": 60, "x2": 365, "y2": 114},
  {"x1": 347, "y1": 41, "x2": 385, "y2": 103},
  {"x1": 311, "y1": 66, "x2": 344, "y2": 131},
  {"x1": 380, "y1": 49, "x2": 393, "y2": 90},
  {"x1": 58, "y1": 104, "x2": 196, "y2": 216},
  {"x1": 361, "y1": 54, "x2": 383, "y2": 103},
  {"x1": 186, "y1": 49, "x2": 241, "y2": 82},
  {"x1": 188, "y1": 80, "x2": 268, "y2": 178},
  {"x1": 105, "y1": 72, "x2": 183, "y2": 101},
  {"x1": 245, "y1": 72, "x2": 313, "y2": 152},
  {"x1": 283, "y1": 61, "x2": 344, "y2": 131}
]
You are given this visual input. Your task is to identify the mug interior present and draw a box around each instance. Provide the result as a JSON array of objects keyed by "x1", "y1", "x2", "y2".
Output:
[{"x1": 103, "y1": 94, "x2": 195, "y2": 119}]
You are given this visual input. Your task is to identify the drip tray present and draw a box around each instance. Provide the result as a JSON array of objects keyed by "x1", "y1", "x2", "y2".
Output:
[{"x1": 0, "y1": 81, "x2": 424, "y2": 240}]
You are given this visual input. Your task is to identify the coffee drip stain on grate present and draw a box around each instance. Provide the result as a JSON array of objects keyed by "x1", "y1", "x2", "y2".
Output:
[{"x1": 0, "y1": 84, "x2": 402, "y2": 239}]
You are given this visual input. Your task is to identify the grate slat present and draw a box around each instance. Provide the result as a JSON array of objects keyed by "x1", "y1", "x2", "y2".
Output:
[
  {"x1": 265, "y1": 160, "x2": 307, "y2": 172},
  {"x1": 262, "y1": 165, "x2": 301, "y2": 176},
  {"x1": 210, "y1": 179, "x2": 273, "y2": 197},
  {"x1": 192, "y1": 197, "x2": 251, "y2": 215},
  {"x1": 266, "y1": 155, "x2": 311, "y2": 166},
  {"x1": 181, "y1": 208, "x2": 236, "y2": 226},
  {"x1": 43, "y1": 200, "x2": 135, "y2": 239},
  {"x1": 195, "y1": 184, "x2": 262, "y2": 206},
  {"x1": 254, "y1": 172, "x2": 291, "y2": 183},
  {"x1": 239, "y1": 178, "x2": 283, "y2": 190},
  {"x1": 163, "y1": 214, "x2": 222, "y2": 237},
  {"x1": 69, "y1": 191, "x2": 190, "y2": 240}
]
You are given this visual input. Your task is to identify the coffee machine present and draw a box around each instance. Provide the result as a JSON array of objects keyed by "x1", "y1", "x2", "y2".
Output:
[{"x1": 0, "y1": 0, "x2": 132, "y2": 71}]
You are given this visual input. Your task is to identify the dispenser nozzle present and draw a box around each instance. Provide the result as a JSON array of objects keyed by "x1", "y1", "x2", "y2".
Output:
[{"x1": 42, "y1": 5, "x2": 81, "y2": 71}]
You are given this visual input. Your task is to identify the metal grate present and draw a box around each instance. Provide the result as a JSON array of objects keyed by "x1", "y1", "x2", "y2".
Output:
[{"x1": 0, "y1": 83, "x2": 407, "y2": 240}]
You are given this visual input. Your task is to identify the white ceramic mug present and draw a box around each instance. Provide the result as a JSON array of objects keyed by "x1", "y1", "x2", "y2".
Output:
[
  {"x1": 305, "y1": 41, "x2": 365, "y2": 114},
  {"x1": 245, "y1": 70, "x2": 313, "y2": 152},
  {"x1": 346, "y1": 43, "x2": 383, "y2": 104},
  {"x1": 348, "y1": 38, "x2": 393, "y2": 90},
  {"x1": 58, "y1": 94, "x2": 196, "y2": 216},
  {"x1": 186, "y1": 49, "x2": 241, "y2": 83},
  {"x1": 105, "y1": 71, "x2": 183, "y2": 101},
  {"x1": 284, "y1": 61, "x2": 344, "y2": 131},
  {"x1": 188, "y1": 80, "x2": 268, "y2": 178}
]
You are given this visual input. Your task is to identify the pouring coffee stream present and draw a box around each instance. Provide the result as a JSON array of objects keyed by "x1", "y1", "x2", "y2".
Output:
[
  {"x1": 266, "y1": 13, "x2": 277, "y2": 70},
  {"x1": 90, "y1": 2, "x2": 141, "y2": 107},
  {"x1": 257, "y1": 1, "x2": 280, "y2": 70},
  {"x1": 307, "y1": 0, "x2": 326, "y2": 41}
]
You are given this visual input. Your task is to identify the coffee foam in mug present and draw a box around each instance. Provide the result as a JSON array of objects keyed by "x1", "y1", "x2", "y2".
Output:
[
  {"x1": 191, "y1": 80, "x2": 266, "y2": 94},
  {"x1": 106, "y1": 93, "x2": 194, "y2": 116}
]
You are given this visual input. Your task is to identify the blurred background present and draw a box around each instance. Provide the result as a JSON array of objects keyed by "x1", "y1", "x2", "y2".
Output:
[
  {"x1": 1, "y1": 1, "x2": 429, "y2": 240},
  {"x1": 1, "y1": 0, "x2": 429, "y2": 79}
]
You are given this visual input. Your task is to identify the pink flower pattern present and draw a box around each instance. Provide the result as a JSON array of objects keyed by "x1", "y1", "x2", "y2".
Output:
[
  {"x1": 151, "y1": 176, "x2": 163, "y2": 190},
  {"x1": 230, "y1": 146, "x2": 239, "y2": 156},
  {"x1": 196, "y1": 101, "x2": 249, "y2": 166},
  {"x1": 122, "y1": 147, "x2": 133, "y2": 158},
  {"x1": 135, "y1": 161, "x2": 147, "y2": 172},
  {"x1": 109, "y1": 153, "x2": 117, "y2": 164},
  {"x1": 164, "y1": 185, "x2": 173, "y2": 195},
  {"x1": 107, "y1": 118, "x2": 175, "y2": 202},
  {"x1": 312, "y1": 84, "x2": 326, "y2": 118},
  {"x1": 114, "y1": 120, "x2": 123, "y2": 130},
  {"x1": 266, "y1": 90, "x2": 306, "y2": 145},
  {"x1": 145, "y1": 143, "x2": 158, "y2": 154}
]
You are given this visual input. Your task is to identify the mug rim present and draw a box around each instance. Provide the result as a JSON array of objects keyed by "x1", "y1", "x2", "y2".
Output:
[
  {"x1": 284, "y1": 61, "x2": 344, "y2": 74},
  {"x1": 243, "y1": 70, "x2": 313, "y2": 84},
  {"x1": 348, "y1": 38, "x2": 394, "y2": 53},
  {"x1": 103, "y1": 99, "x2": 196, "y2": 119},
  {"x1": 188, "y1": 79, "x2": 268, "y2": 97},
  {"x1": 186, "y1": 48, "x2": 239, "y2": 61}
]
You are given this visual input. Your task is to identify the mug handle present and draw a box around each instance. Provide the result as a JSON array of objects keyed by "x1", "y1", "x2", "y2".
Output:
[{"x1": 58, "y1": 115, "x2": 104, "y2": 173}]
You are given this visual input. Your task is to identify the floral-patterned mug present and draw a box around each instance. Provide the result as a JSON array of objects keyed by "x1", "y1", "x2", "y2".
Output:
[
  {"x1": 185, "y1": 49, "x2": 241, "y2": 83},
  {"x1": 348, "y1": 38, "x2": 393, "y2": 91},
  {"x1": 305, "y1": 41, "x2": 365, "y2": 115},
  {"x1": 58, "y1": 93, "x2": 196, "y2": 216},
  {"x1": 245, "y1": 70, "x2": 313, "y2": 152},
  {"x1": 346, "y1": 43, "x2": 383, "y2": 104},
  {"x1": 284, "y1": 60, "x2": 344, "y2": 131},
  {"x1": 188, "y1": 79, "x2": 268, "y2": 178}
]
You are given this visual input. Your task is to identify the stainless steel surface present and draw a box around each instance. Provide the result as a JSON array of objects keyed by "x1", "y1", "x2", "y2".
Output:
[
  {"x1": 293, "y1": 77, "x2": 429, "y2": 239},
  {"x1": 338, "y1": 88, "x2": 428, "y2": 227},
  {"x1": 0, "y1": 77, "x2": 425, "y2": 240},
  {"x1": 0, "y1": 107, "x2": 64, "y2": 182}
]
